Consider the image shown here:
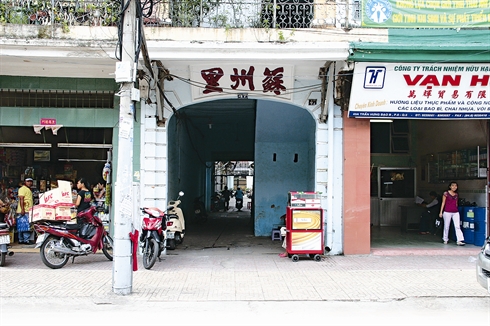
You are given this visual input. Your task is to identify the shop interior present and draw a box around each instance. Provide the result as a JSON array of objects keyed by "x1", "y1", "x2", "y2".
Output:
[
  {"x1": 2, "y1": 119, "x2": 487, "y2": 251},
  {"x1": 0, "y1": 126, "x2": 112, "y2": 193},
  {"x1": 370, "y1": 119, "x2": 488, "y2": 248}
]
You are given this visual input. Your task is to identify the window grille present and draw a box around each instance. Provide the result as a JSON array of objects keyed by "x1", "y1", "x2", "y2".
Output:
[
  {"x1": 0, "y1": 89, "x2": 114, "y2": 109},
  {"x1": 371, "y1": 120, "x2": 411, "y2": 154}
]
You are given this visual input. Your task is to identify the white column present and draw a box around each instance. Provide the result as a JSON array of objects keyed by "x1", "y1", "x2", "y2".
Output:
[{"x1": 112, "y1": 0, "x2": 136, "y2": 295}]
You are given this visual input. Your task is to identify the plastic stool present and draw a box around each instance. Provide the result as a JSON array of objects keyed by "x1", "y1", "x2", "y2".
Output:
[{"x1": 271, "y1": 229, "x2": 281, "y2": 241}]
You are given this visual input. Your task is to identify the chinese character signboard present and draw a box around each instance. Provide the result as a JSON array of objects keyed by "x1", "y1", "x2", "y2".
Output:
[
  {"x1": 190, "y1": 64, "x2": 294, "y2": 101},
  {"x1": 40, "y1": 118, "x2": 57, "y2": 125},
  {"x1": 348, "y1": 62, "x2": 490, "y2": 119},
  {"x1": 362, "y1": 0, "x2": 490, "y2": 28}
]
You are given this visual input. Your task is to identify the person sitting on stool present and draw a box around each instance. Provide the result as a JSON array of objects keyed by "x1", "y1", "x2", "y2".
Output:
[{"x1": 418, "y1": 191, "x2": 440, "y2": 235}]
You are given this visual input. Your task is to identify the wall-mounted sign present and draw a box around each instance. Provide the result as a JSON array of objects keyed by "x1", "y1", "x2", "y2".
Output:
[
  {"x1": 40, "y1": 118, "x2": 57, "y2": 125},
  {"x1": 34, "y1": 150, "x2": 50, "y2": 162},
  {"x1": 190, "y1": 64, "x2": 294, "y2": 101},
  {"x1": 348, "y1": 62, "x2": 490, "y2": 119},
  {"x1": 362, "y1": 0, "x2": 490, "y2": 28}
]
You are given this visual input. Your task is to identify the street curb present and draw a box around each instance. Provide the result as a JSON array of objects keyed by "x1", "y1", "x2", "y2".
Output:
[{"x1": 371, "y1": 248, "x2": 481, "y2": 256}]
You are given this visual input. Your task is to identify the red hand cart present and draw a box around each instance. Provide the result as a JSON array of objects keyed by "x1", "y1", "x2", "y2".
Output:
[{"x1": 285, "y1": 191, "x2": 324, "y2": 262}]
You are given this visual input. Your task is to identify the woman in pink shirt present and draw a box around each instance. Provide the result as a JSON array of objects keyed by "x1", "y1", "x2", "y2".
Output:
[{"x1": 439, "y1": 182, "x2": 465, "y2": 246}]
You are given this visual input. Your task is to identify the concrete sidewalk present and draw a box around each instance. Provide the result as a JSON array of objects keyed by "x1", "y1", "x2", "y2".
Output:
[
  {"x1": 1, "y1": 241, "x2": 488, "y2": 302},
  {"x1": 1, "y1": 230, "x2": 489, "y2": 326},
  {"x1": 1, "y1": 209, "x2": 488, "y2": 303}
]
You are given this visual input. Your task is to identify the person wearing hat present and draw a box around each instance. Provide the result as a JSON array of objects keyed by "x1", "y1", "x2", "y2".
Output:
[{"x1": 16, "y1": 178, "x2": 34, "y2": 244}]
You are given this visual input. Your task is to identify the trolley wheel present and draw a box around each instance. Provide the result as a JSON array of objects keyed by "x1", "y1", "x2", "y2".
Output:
[
  {"x1": 291, "y1": 254, "x2": 299, "y2": 262},
  {"x1": 313, "y1": 254, "x2": 321, "y2": 262}
]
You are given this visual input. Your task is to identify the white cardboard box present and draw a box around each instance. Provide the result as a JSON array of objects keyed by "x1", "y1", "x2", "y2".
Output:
[
  {"x1": 31, "y1": 204, "x2": 56, "y2": 222},
  {"x1": 38, "y1": 180, "x2": 73, "y2": 206},
  {"x1": 54, "y1": 204, "x2": 74, "y2": 221}
]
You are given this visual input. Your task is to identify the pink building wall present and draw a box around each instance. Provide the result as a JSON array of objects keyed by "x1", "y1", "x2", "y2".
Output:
[{"x1": 343, "y1": 113, "x2": 371, "y2": 254}]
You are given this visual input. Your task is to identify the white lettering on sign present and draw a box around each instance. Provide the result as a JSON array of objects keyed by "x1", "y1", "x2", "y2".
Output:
[{"x1": 294, "y1": 218, "x2": 312, "y2": 223}]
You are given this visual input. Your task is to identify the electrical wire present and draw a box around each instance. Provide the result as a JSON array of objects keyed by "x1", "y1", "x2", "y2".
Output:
[
  {"x1": 115, "y1": 0, "x2": 129, "y2": 61},
  {"x1": 163, "y1": 73, "x2": 323, "y2": 98}
]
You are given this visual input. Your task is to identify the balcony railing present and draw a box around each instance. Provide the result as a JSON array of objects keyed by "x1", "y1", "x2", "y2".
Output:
[
  {"x1": 0, "y1": 0, "x2": 359, "y2": 29},
  {"x1": 0, "y1": 0, "x2": 118, "y2": 26}
]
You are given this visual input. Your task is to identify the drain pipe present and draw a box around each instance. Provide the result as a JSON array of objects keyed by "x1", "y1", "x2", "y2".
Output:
[{"x1": 325, "y1": 62, "x2": 335, "y2": 253}]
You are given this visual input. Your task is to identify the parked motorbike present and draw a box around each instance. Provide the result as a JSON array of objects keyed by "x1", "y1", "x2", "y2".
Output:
[
  {"x1": 235, "y1": 198, "x2": 243, "y2": 211},
  {"x1": 211, "y1": 192, "x2": 220, "y2": 212},
  {"x1": 166, "y1": 191, "x2": 185, "y2": 250},
  {"x1": 211, "y1": 192, "x2": 225, "y2": 212},
  {"x1": 0, "y1": 222, "x2": 13, "y2": 267},
  {"x1": 33, "y1": 206, "x2": 114, "y2": 269},
  {"x1": 140, "y1": 206, "x2": 167, "y2": 269},
  {"x1": 193, "y1": 196, "x2": 208, "y2": 223}
]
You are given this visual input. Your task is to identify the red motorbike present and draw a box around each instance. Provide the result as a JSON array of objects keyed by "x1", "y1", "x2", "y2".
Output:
[
  {"x1": 33, "y1": 206, "x2": 113, "y2": 269},
  {"x1": 140, "y1": 207, "x2": 167, "y2": 269}
]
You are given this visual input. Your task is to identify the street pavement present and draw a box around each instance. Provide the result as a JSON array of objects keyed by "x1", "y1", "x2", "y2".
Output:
[{"x1": 1, "y1": 206, "x2": 489, "y2": 325}]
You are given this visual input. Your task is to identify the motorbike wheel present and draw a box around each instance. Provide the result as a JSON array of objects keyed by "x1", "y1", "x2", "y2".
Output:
[
  {"x1": 0, "y1": 252, "x2": 6, "y2": 267},
  {"x1": 142, "y1": 238, "x2": 158, "y2": 269},
  {"x1": 102, "y1": 234, "x2": 114, "y2": 261},
  {"x1": 177, "y1": 233, "x2": 184, "y2": 245},
  {"x1": 40, "y1": 236, "x2": 69, "y2": 269},
  {"x1": 175, "y1": 232, "x2": 184, "y2": 245},
  {"x1": 167, "y1": 239, "x2": 176, "y2": 250}
]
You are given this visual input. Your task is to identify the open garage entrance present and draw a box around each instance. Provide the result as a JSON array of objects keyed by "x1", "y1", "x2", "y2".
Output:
[{"x1": 166, "y1": 98, "x2": 316, "y2": 247}]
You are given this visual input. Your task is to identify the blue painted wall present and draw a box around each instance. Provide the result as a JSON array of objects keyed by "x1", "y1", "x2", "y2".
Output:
[
  {"x1": 167, "y1": 115, "x2": 205, "y2": 216},
  {"x1": 254, "y1": 100, "x2": 315, "y2": 236}
]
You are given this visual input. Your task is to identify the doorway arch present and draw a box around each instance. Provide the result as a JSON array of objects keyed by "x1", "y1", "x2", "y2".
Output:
[{"x1": 167, "y1": 98, "x2": 316, "y2": 237}]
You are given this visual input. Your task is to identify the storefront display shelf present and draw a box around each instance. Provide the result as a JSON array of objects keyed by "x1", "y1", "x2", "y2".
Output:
[{"x1": 427, "y1": 146, "x2": 487, "y2": 183}]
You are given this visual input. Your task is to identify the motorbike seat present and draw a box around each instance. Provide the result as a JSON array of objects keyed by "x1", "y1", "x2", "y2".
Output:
[
  {"x1": 64, "y1": 223, "x2": 80, "y2": 230},
  {"x1": 167, "y1": 213, "x2": 179, "y2": 220}
]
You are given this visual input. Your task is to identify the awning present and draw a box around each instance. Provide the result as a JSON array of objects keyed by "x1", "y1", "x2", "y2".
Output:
[{"x1": 349, "y1": 29, "x2": 490, "y2": 63}]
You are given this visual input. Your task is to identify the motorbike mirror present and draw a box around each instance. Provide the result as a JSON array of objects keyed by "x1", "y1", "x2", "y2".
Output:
[{"x1": 179, "y1": 191, "x2": 184, "y2": 197}]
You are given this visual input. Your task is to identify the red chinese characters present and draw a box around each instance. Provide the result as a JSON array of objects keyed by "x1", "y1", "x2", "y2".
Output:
[
  {"x1": 200, "y1": 66, "x2": 287, "y2": 95},
  {"x1": 231, "y1": 67, "x2": 255, "y2": 90},
  {"x1": 403, "y1": 73, "x2": 489, "y2": 100},
  {"x1": 262, "y1": 67, "x2": 286, "y2": 95},
  {"x1": 201, "y1": 68, "x2": 224, "y2": 94}
]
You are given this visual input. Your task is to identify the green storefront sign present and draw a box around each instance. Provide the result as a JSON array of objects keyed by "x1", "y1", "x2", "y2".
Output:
[{"x1": 362, "y1": 0, "x2": 490, "y2": 28}]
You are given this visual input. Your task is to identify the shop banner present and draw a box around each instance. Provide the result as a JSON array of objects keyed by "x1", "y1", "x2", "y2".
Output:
[
  {"x1": 190, "y1": 64, "x2": 293, "y2": 101},
  {"x1": 362, "y1": 0, "x2": 490, "y2": 28},
  {"x1": 348, "y1": 62, "x2": 490, "y2": 119}
]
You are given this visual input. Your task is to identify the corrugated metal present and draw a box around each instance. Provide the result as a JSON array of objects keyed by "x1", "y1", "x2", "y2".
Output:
[{"x1": 370, "y1": 197, "x2": 379, "y2": 226}]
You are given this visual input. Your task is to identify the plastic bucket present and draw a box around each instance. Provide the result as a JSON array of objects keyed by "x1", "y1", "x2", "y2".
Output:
[
  {"x1": 461, "y1": 208, "x2": 475, "y2": 245},
  {"x1": 474, "y1": 207, "x2": 486, "y2": 221},
  {"x1": 474, "y1": 207, "x2": 487, "y2": 247}
]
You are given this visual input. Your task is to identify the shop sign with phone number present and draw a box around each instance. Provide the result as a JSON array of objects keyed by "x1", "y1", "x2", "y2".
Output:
[{"x1": 348, "y1": 62, "x2": 490, "y2": 119}]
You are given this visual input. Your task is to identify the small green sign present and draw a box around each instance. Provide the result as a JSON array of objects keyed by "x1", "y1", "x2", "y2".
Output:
[{"x1": 362, "y1": 0, "x2": 490, "y2": 28}]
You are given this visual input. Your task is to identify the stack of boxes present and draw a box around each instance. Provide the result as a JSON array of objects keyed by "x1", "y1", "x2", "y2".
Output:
[{"x1": 30, "y1": 180, "x2": 75, "y2": 222}]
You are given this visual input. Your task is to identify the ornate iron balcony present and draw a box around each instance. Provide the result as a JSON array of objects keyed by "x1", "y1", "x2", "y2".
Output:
[{"x1": 0, "y1": 0, "x2": 359, "y2": 29}]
